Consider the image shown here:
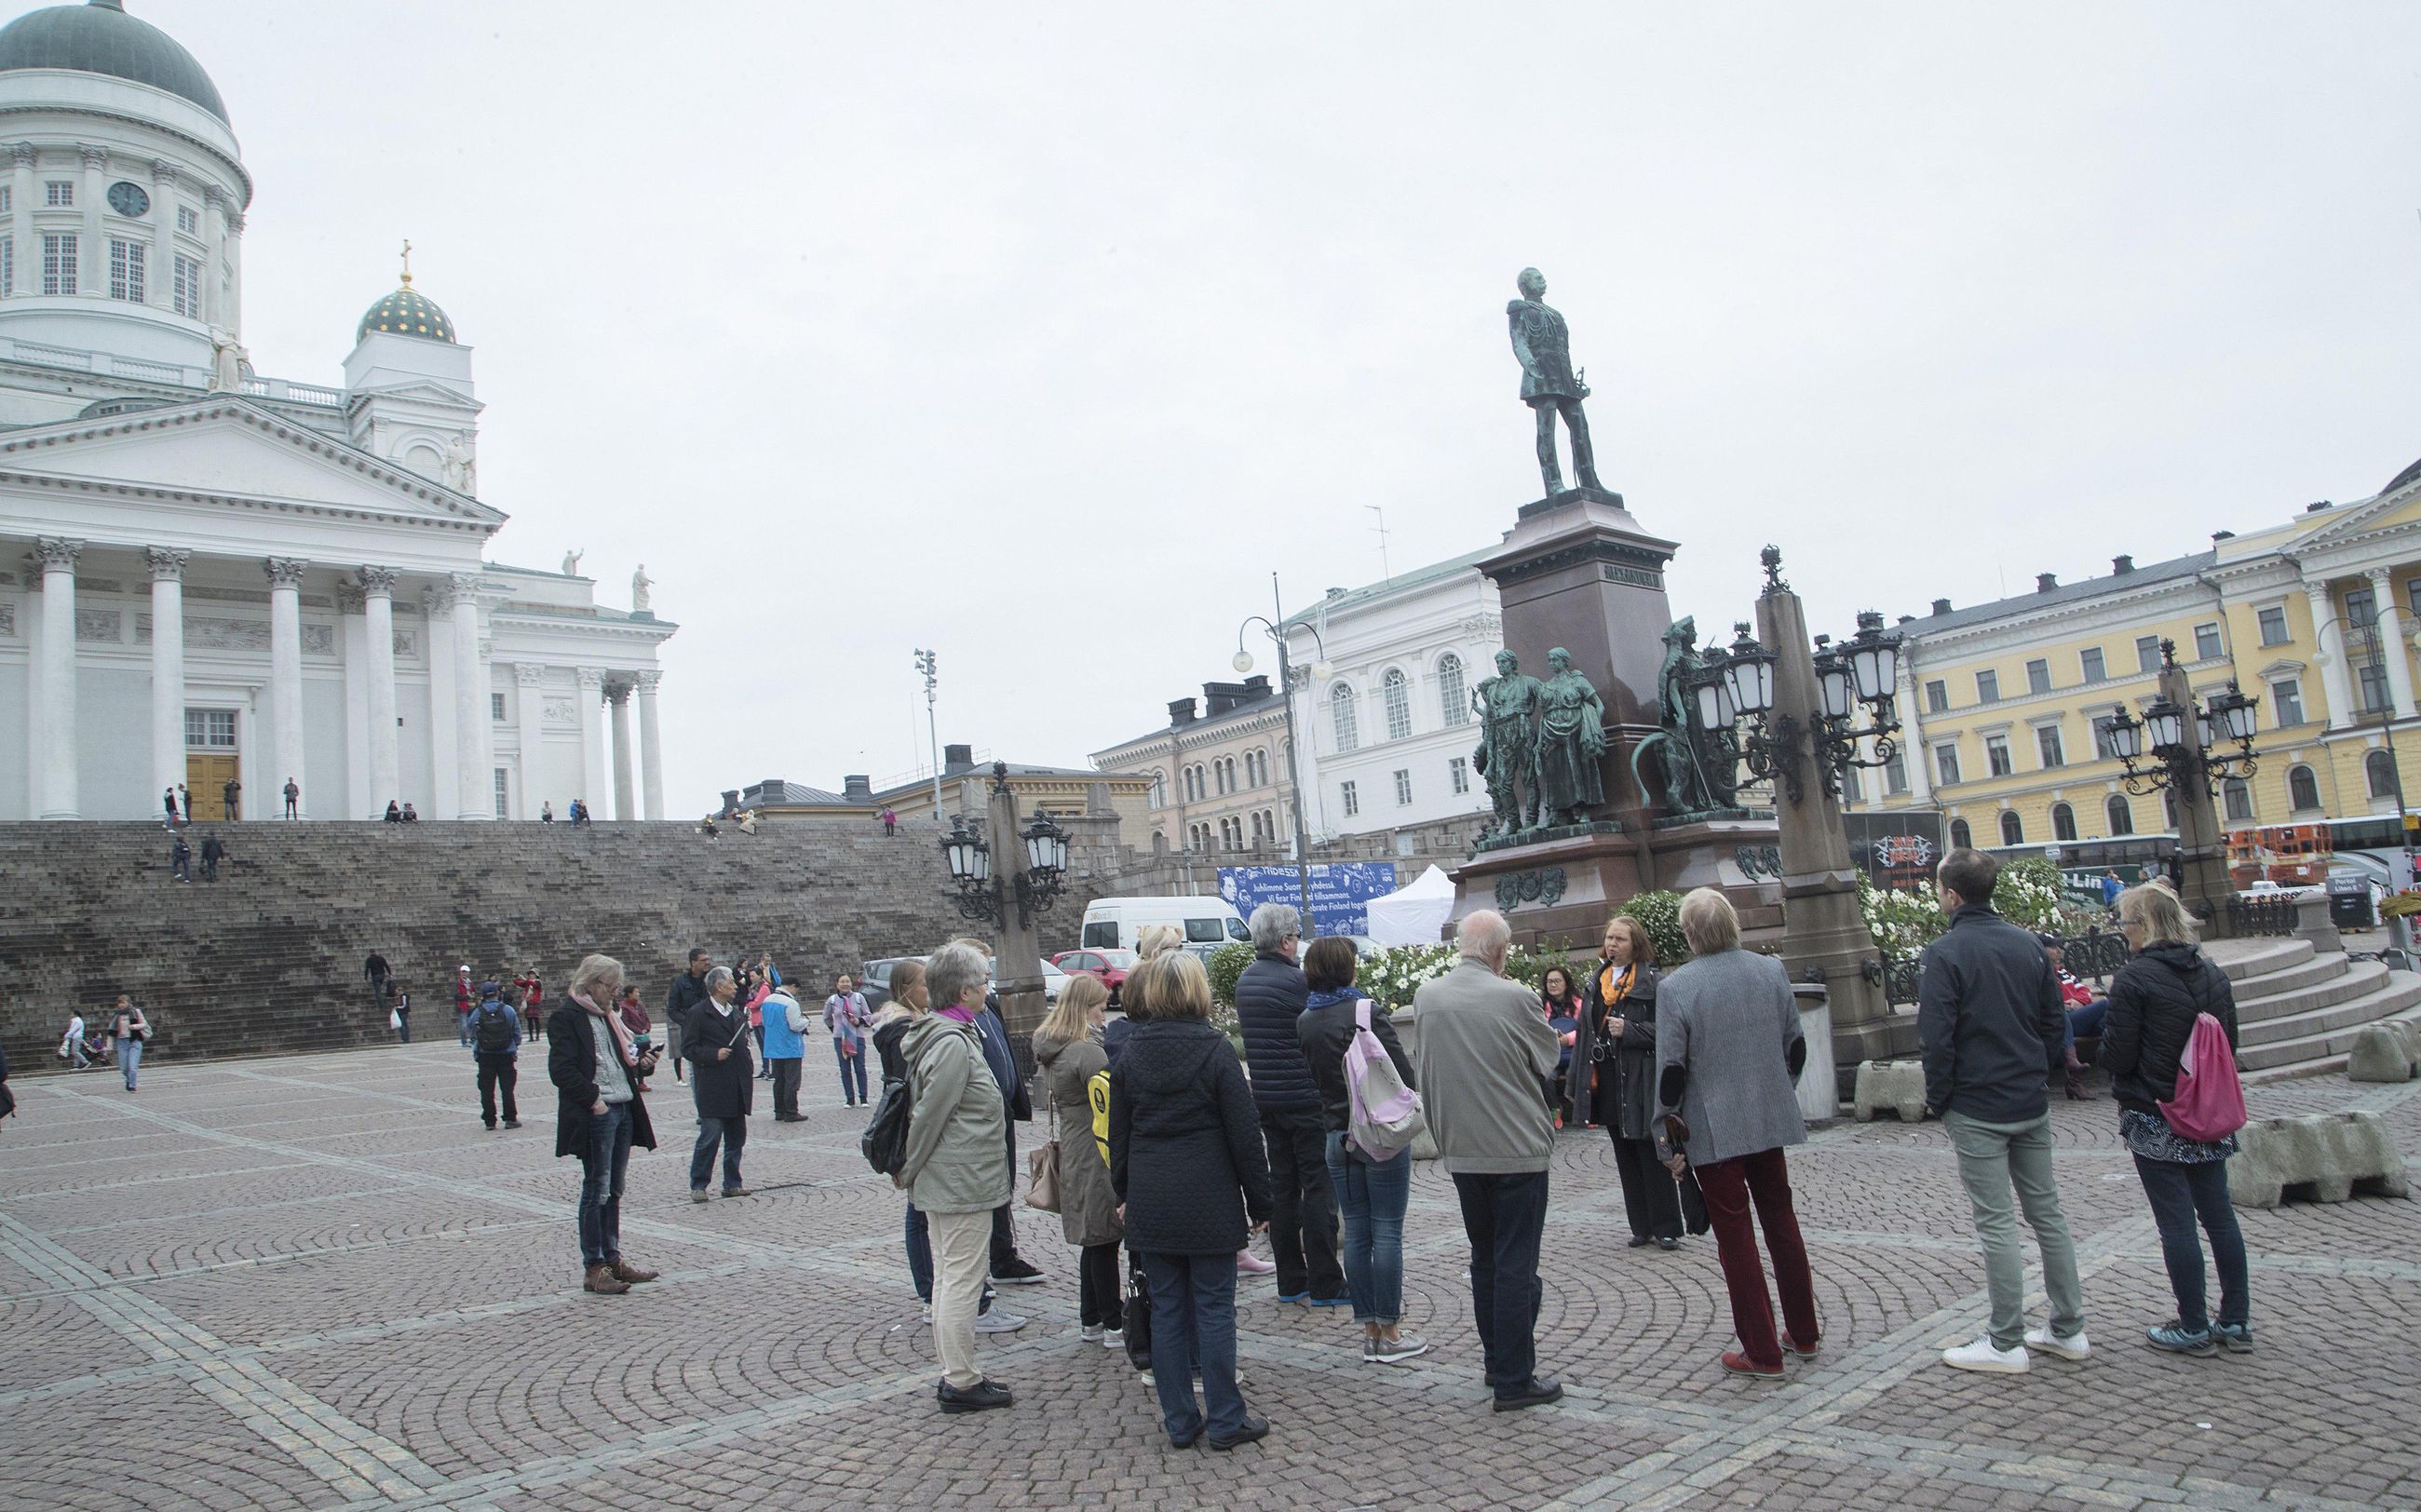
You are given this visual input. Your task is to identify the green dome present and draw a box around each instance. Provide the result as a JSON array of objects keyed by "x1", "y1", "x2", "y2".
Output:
[
  {"x1": 357, "y1": 283, "x2": 456, "y2": 344},
  {"x1": 0, "y1": 2, "x2": 228, "y2": 124}
]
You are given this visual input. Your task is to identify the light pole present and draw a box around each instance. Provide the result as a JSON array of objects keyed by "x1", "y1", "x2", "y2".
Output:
[
  {"x1": 2103, "y1": 639, "x2": 2261, "y2": 936},
  {"x1": 913, "y1": 648, "x2": 941, "y2": 819},
  {"x1": 1235, "y1": 574, "x2": 1332, "y2": 932}
]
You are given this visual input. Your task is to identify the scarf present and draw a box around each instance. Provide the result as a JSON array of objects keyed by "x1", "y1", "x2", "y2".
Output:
[
  {"x1": 573, "y1": 990, "x2": 639, "y2": 1067},
  {"x1": 938, "y1": 1004, "x2": 979, "y2": 1025},
  {"x1": 1304, "y1": 985, "x2": 1368, "y2": 1014},
  {"x1": 1598, "y1": 960, "x2": 1636, "y2": 1010}
]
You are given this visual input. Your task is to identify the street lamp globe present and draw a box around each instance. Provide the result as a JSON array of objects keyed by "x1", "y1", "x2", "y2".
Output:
[
  {"x1": 1232, "y1": 650, "x2": 1255, "y2": 675},
  {"x1": 2107, "y1": 709, "x2": 2144, "y2": 762},
  {"x1": 1723, "y1": 626, "x2": 1778, "y2": 716},
  {"x1": 941, "y1": 821, "x2": 989, "y2": 883},
  {"x1": 1846, "y1": 611, "x2": 1900, "y2": 703},
  {"x1": 1812, "y1": 645, "x2": 1856, "y2": 722},
  {"x1": 2144, "y1": 697, "x2": 2187, "y2": 754},
  {"x1": 1021, "y1": 812, "x2": 1070, "y2": 875},
  {"x1": 2211, "y1": 682, "x2": 2260, "y2": 742},
  {"x1": 1693, "y1": 671, "x2": 1728, "y2": 732}
]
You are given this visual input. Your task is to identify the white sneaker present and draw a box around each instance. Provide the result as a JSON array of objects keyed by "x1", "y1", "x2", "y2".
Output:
[
  {"x1": 2023, "y1": 1326, "x2": 2090, "y2": 1361},
  {"x1": 919, "y1": 1304, "x2": 932, "y2": 1325},
  {"x1": 1101, "y1": 1328, "x2": 1125, "y2": 1349},
  {"x1": 1941, "y1": 1336, "x2": 2029, "y2": 1373},
  {"x1": 1079, "y1": 1323, "x2": 1105, "y2": 1343},
  {"x1": 974, "y1": 1309, "x2": 1028, "y2": 1334}
]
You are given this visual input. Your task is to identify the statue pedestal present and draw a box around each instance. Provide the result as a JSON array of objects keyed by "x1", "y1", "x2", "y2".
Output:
[{"x1": 1450, "y1": 823, "x2": 1646, "y2": 952}]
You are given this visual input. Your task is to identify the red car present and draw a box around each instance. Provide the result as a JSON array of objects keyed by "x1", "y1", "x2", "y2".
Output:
[{"x1": 1050, "y1": 949, "x2": 1138, "y2": 1005}]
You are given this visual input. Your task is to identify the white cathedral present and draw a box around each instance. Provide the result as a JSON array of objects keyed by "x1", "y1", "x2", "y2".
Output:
[{"x1": 0, "y1": 0, "x2": 672, "y2": 823}]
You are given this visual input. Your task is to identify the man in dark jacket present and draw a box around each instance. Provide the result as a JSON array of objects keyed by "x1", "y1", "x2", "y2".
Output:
[
  {"x1": 665, "y1": 948, "x2": 712, "y2": 1086},
  {"x1": 197, "y1": 831, "x2": 225, "y2": 883},
  {"x1": 1919, "y1": 848, "x2": 2086, "y2": 1374},
  {"x1": 1235, "y1": 903, "x2": 1346, "y2": 1304},
  {"x1": 467, "y1": 982, "x2": 522, "y2": 1130},
  {"x1": 682, "y1": 965, "x2": 753, "y2": 1198},
  {"x1": 548, "y1": 963, "x2": 660, "y2": 1295},
  {"x1": 169, "y1": 832, "x2": 191, "y2": 882}
]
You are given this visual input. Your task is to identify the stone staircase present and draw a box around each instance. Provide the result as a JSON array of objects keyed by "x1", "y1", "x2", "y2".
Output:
[
  {"x1": 2204, "y1": 937, "x2": 2421, "y2": 1084},
  {"x1": 0, "y1": 818, "x2": 1006, "y2": 1074}
]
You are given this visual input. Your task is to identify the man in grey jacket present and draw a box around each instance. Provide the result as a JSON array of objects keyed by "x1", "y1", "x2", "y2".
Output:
[
  {"x1": 1413, "y1": 909, "x2": 1566, "y2": 1411},
  {"x1": 1920, "y1": 847, "x2": 2087, "y2": 1374}
]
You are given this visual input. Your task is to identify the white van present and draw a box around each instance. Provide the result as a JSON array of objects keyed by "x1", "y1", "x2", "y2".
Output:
[{"x1": 1080, "y1": 896, "x2": 1250, "y2": 953}]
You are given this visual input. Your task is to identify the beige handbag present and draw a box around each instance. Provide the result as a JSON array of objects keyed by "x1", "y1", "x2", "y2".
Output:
[{"x1": 1025, "y1": 1089, "x2": 1062, "y2": 1212}]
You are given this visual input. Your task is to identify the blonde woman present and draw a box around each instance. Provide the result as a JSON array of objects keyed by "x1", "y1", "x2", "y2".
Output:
[
  {"x1": 1035, "y1": 974, "x2": 1124, "y2": 1343},
  {"x1": 546, "y1": 953, "x2": 661, "y2": 1296}
]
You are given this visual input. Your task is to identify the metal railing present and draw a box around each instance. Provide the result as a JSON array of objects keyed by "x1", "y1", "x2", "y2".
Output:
[{"x1": 2224, "y1": 893, "x2": 2298, "y2": 938}]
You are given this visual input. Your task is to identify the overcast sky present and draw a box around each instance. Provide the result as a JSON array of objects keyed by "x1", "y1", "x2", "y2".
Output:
[{"x1": 150, "y1": 1, "x2": 2421, "y2": 813}]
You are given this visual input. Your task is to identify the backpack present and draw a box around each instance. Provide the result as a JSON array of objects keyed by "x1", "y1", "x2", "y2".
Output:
[
  {"x1": 1088, "y1": 1067, "x2": 1114, "y2": 1169},
  {"x1": 860, "y1": 1073, "x2": 913, "y2": 1176},
  {"x1": 473, "y1": 1001, "x2": 514, "y2": 1055},
  {"x1": 2159, "y1": 1010, "x2": 2245, "y2": 1143},
  {"x1": 1344, "y1": 999, "x2": 1424, "y2": 1160}
]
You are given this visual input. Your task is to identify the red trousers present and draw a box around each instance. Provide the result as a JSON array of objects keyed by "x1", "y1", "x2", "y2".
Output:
[{"x1": 1692, "y1": 1145, "x2": 1819, "y2": 1370}]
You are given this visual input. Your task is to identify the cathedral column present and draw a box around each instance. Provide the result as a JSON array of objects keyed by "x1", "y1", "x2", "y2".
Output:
[
  {"x1": 34, "y1": 536, "x2": 81, "y2": 818},
  {"x1": 2305, "y1": 578, "x2": 2358, "y2": 729},
  {"x1": 264, "y1": 558, "x2": 307, "y2": 820},
  {"x1": 575, "y1": 668, "x2": 606, "y2": 817},
  {"x1": 201, "y1": 184, "x2": 225, "y2": 328},
  {"x1": 513, "y1": 664, "x2": 547, "y2": 820},
  {"x1": 9, "y1": 143, "x2": 34, "y2": 297},
  {"x1": 635, "y1": 670, "x2": 664, "y2": 820},
  {"x1": 1896, "y1": 659, "x2": 1933, "y2": 805},
  {"x1": 2367, "y1": 567, "x2": 2415, "y2": 720},
  {"x1": 606, "y1": 679, "x2": 636, "y2": 820},
  {"x1": 423, "y1": 588, "x2": 457, "y2": 820},
  {"x1": 76, "y1": 143, "x2": 102, "y2": 296},
  {"x1": 337, "y1": 585, "x2": 368, "y2": 817},
  {"x1": 359, "y1": 567, "x2": 400, "y2": 810},
  {"x1": 148, "y1": 158, "x2": 177, "y2": 312},
  {"x1": 146, "y1": 547, "x2": 188, "y2": 813},
  {"x1": 451, "y1": 574, "x2": 489, "y2": 819}
]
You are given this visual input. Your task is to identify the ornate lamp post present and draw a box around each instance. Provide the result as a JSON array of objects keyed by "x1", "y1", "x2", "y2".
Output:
[
  {"x1": 936, "y1": 761, "x2": 1067, "y2": 1036},
  {"x1": 2104, "y1": 638, "x2": 2261, "y2": 936},
  {"x1": 1236, "y1": 573, "x2": 1332, "y2": 930}
]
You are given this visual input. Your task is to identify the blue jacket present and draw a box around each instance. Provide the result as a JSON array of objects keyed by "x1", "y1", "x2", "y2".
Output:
[
  {"x1": 467, "y1": 994, "x2": 521, "y2": 1058},
  {"x1": 1235, "y1": 951, "x2": 1319, "y2": 1115},
  {"x1": 973, "y1": 1000, "x2": 1026, "y2": 1119},
  {"x1": 761, "y1": 991, "x2": 806, "y2": 1060}
]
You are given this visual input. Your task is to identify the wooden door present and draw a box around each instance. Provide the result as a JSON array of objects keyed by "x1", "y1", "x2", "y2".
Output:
[{"x1": 186, "y1": 754, "x2": 238, "y2": 820}]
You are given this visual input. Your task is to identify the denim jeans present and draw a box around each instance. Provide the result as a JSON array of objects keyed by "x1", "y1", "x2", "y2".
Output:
[
  {"x1": 2133, "y1": 1154, "x2": 2248, "y2": 1331},
  {"x1": 2063, "y1": 999, "x2": 2110, "y2": 1049},
  {"x1": 118, "y1": 1038, "x2": 142, "y2": 1089},
  {"x1": 1139, "y1": 1251, "x2": 1246, "y2": 1442},
  {"x1": 1451, "y1": 1169, "x2": 1550, "y2": 1397},
  {"x1": 833, "y1": 1040, "x2": 868, "y2": 1103},
  {"x1": 577, "y1": 1102, "x2": 635, "y2": 1266},
  {"x1": 690, "y1": 1114, "x2": 747, "y2": 1192},
  {"x1": 1944, "y1": 1110, "x2": 2085, "y2": 1350},
  {"x1": 1325, "y1": 1130, "x2": 1412, "y2": 1324}
]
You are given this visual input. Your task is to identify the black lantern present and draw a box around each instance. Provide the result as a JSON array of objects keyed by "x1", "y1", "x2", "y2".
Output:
[
  {"x1": 2143, "y1": 697, "x2": 2188, "y2": 755},
  {"x1": 1724, "y1": 624, "x2": 1778, "y2": 716},
  {"x1": 1812, "y1": 642, "x2": 1857, "y2": 722},
  {"x1": 941, "y1": 815, "x2": 990, "y2": 884},
  {"x1": 2106, "y1": 707, "x2": 2144, "y2": 763},
  {"x1": 2210, "y1": 682, "x2": 2259, "y2": 743},
  {"x1": 1021, "y1": 811, "x2": 1070, "y2": 876},
  {"x1": 1845, "y1": 609, "x2": 1900, "y2": 704}
]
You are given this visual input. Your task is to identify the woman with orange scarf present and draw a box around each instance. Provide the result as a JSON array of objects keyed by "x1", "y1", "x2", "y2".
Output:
[{"x1": 1581, "y1": 916, "x2": 1686, "y2": 1249}]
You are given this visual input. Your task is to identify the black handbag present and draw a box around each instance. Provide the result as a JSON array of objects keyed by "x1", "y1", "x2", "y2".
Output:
[
  {"x1": 1678, "y1": 1168, "x2": 1711, "y2": 1235},
  {"x1": 1122, "y1": 1251, "x2": 1152, "y2": 1370},
  {"x1": 860, "y1": 1074, "x2": 913, "y2": 1176}
]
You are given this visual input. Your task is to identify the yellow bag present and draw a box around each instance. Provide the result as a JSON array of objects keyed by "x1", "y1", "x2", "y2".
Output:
[{"x1": 1088, "y1": 1067, "x2": 1113, "y2": 1169}]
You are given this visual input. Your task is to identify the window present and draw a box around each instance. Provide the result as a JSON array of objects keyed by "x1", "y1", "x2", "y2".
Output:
[
  {"x1": 2347, "y1": 586, "x2": 2378, "y2": 629},
  {"x1": 183, "y1": 709, "x2": 236, "y2": 749},
  {"x1": 1340, "y1": 779, "x2": 1359, "y2": 817},
  {"x1": 1449, "y1": 755, "x2": 1470, "y2": 795},
  {"x1": 1999, "y1": 811, "x2": 2023, "y2": 846},
  {"x1": 1213, "y1": 758, "x2": 1229, "y2": 796},
  {"x1": 2036, "y1": 725, "x2": 2064, "y2": 769},
  {"x1": 2135, "y1": 635, "x2": 2162, "y2": 672},
  {"x1": 2194, "y1": 623, "x2": 2223, "y2": 661},
  {"x1": 2051, "y1": 802, "x2": 2077, "y2": 842},
  {"x1": 1382, "y1": 668, "x2": 1412, "y2": 741},
  {"x1": 2289, "y1": 764, "x2": 2321, "y2": 812},
  {"x1": 1147, "y1": 773, "x2": 1166, "y2": 809},
  {"x1": 2106, "y1": 794, "x2": 2134, "y2": 836},
  {"x1": 176, "y1": 204, "x2": 197, "y2": 236},
  {"x1": 1925, "y1": 680, "x2": 1948, "y2": 714},
  {"x1": 494, "y1": 768, "x2": 510, "y2": 819},
  {"x1": 2409, "y1": 579, "x2": 2421, "y2": 620},
  {"x1": 1439, "y1": 653, "x2": 1468, "y2": 726},
  {"x1": 45, "y1": 180, "x2": 71, "y2": 207},
  {"x1": 2367, "y1": 749, "x2": 2398, "y2": 801},
  {"x1": 2164, "y1": 790, "x2": 2179, "y2": 830},
  {"x1": 1975, "y1": 669, "x2": 1999, "y2": 704},
  {"x1": 1933, "y1": 742, "x2": 1962, "y2": 787},
  {"x1": 2270, "y1": 679, "x2": 2303, "y2": 728},
  {"x1": 0, "y1": 185, "x2": 9, "y2": 213},
  {"x1": 106, "y1": 238, "x2": 142, "y2": 302},
  {"x1": 1949, "y1": 817, "x2": 1972, "y2": 849},
  {"x1": 2223, "y1": 777, "x2": 2252, "y2": 822},
  {"x1": 491, "y1": 692, "x2": 507, "y2": 722},
  {"x1": 2092, "y1": 712, "x2": 2122, "y2": 761},
  {"x1": 1, "y1": 236, "x2": 10, "y2": 297},
  {"x1": 2079, "y1": 647, "x2": 2105, "y2": 683},
  {"x1": 1393, "y1": 768, "x2": 1413, "y2": 805},
  {"x1": 1984, "y1": 735, "x2": 2012, "y2": 778},
  {"x1": 1330, "y1": 684, "x2": 1358, "y2": 752},
  {"x1": 2025, "y1": 659, "x2": 2050, "y2": 695},
  {"x1": 2360, "y1": 657, "x2": 2389, "y2": 714},
  {"x1": 41, "y1": 233, "x2": 75, "y2": 294},
  {"x1": 171, "y1": 253, "x2": 200, "y2": 318},
  {"x1": 2257, "y1": 606, "x2": 2290, "y2": 646},
  {"x1": 1882, "y1": 749, "x2": 1908, "y2": 796}
]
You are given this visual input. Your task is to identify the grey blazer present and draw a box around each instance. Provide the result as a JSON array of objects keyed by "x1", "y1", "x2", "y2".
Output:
[{"x1": 1655, "y1": 948, "x2": 1806, "y2": 1168}]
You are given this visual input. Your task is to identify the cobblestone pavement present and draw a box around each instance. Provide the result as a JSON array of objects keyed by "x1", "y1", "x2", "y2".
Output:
[{"x1": 3, "y1": 1046, "x2": 2416, "y2": 1511}]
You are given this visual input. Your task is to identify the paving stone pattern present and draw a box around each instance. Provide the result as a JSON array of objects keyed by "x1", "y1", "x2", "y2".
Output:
[{"x1": 1, "y1": 1048, "x2": 2416, "y2": 1511}]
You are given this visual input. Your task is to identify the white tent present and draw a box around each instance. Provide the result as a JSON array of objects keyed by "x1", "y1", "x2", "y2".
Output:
[{"x1": 1364, "y1": 864, "x2": 1458, "y2": 947}]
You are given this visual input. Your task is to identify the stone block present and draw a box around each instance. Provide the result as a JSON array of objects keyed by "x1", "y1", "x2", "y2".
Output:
[
  {"x1": 1853, "y1": 1059, "x2": 1927, "y2": 1123},
  {"x1": 2228, "y1": 1111, "x2": 2411, "y2": 1208},
  {"x1": 2347, "y1": 1019, "x2": 2421, "y2": 1083},
  {"x1": 2293, "y1": 892, "x2": 2342, "y2": 957}
]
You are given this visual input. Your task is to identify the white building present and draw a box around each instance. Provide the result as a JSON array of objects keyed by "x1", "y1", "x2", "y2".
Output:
[
  {"x1": 0, "y1": 0, "x2": 671, "y2": 822},
  {"x1": 1282, "y1": 547, "x2": 1500, "y2": 845}
]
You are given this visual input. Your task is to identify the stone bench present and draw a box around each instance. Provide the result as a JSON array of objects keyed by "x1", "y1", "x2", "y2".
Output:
[
  {"x1": 2228, "y1": 1112, "x2": 2411, "y2": 1208},
  {"x1": 2347, "y1": 1019, "x2": 2421, "y2": 1083},
  {"x1": 1853, "y1": 1060, "x2": 1928, "y2": 1124}
]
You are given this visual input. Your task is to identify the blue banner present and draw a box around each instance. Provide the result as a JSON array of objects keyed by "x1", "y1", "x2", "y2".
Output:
[{"x1": 1217, "y1": 862, "x2": 1400, "y2": 937}]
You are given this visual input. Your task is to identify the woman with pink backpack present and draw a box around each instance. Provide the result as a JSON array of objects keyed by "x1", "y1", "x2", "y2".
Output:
[{"x1": 2104, "y1": 883, "x2": 2252, "y2": 1357}]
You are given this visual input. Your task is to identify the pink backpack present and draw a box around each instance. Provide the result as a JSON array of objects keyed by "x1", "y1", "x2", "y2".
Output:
[
  {"x1": 2158, "y1": 1011, "x2": 2245, "y2": 1143},
  {"x1": 1344, "y1": 1000, "x2": 1425, "y2": 1160}
]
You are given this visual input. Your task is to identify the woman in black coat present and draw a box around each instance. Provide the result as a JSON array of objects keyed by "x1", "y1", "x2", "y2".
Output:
[
  {"x1": 2104, "y1": 884, "x2": 2251, "y2": 1357},
  {"x1": 1109, "y1": 952, "x2": 1273, "y2": 1451},
  {"x1": 547, "y1": 953, "x2": 660, "y2": 1296},
  {"x1": 1581, "y1": 916, "x2": 1685, "y2": 1249},
  {"x1": 682, "y1": 965, "x2": 754, "y2": 1200}
]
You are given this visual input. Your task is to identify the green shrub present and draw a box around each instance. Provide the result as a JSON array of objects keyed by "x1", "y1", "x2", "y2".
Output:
[
  {"x1": 1204, "y1": 941, "x2": 1254, "y2": 1007},
  {"x1": 1616, "y1": 889, "x2": 1690, "y2": 968}
]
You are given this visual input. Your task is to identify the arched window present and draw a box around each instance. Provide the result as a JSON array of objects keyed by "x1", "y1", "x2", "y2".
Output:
[
  {"x1": 1331, "y1": 684, "x2": 1359, "y2": 752},
  {"x1": 1147, "y1": 771, "x2": 1167, "y2": 809},
  {"x1": 1950, "y1": 817, "x2": 1973, "y2": 849},
  {"x1": 2289, "y1": 764, "x2": 2321, "y2": 812},
  {"x1": 1383, "y1": 668, "x2": 1412, "y2": 742},
  {"x1": 1999, "y1": 810, "x2": 2023, "y2": 846},
  {"x1": 2368, "y1": 749, "x2": 2398, "y2": 800},
  {"x1": 2222, "y1": 777, "x2": 2252, "y2": 823},
  {"x1": 1440, "y1": 653, "x2": 1469, "y2": 727},
  {"x1": 2106, "y1": 794, "x2": 2134, "y2": 837},
  {"x1": 2051, "y1": 802, "x2": 2076, "y2": 842}
]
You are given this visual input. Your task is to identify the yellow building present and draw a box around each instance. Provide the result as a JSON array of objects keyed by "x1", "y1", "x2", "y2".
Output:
[{"x1": 1859, "y1": 457, "x2": 2421, "y2": 875}]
